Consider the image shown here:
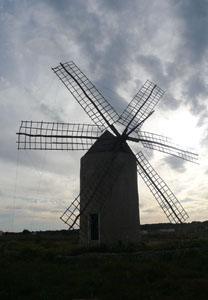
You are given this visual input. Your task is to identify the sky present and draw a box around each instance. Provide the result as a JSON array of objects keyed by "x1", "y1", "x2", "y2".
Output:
[{"x1": 0, "y1": 0, "x2": 207, "y2": 232}]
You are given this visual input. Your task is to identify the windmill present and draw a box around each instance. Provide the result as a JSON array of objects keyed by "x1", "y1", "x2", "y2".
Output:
[{"x1": 17, "y1": 61, "x2": 198, "y2": 245}]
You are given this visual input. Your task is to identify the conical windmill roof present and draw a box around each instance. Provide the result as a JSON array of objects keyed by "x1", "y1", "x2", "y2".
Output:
[{"x1": 85, "y1": 130, "x2": 132, "y2": 155}]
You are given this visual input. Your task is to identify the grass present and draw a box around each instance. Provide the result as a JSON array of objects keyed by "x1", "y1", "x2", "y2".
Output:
[{"x1": 0, "y1": 231, "x2": 208, "y2": 299}]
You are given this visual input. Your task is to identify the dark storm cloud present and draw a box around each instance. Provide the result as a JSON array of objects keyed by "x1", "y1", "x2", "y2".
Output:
[
  {"x1": 100, "y1": 0, "x2": 134, "y2": 11},
  {"x1": 180, "y1": 197, "x2": 195, "y2": 203},
  {"x1": 143, "y1": 209, "x2": 157, "y2": 214},
  {"x1": 170, "y1": 0, "x2": 208, "y2": 120},
  {"x1": 164, "y1": 156, "x2": 186, "y2": 172},
  {"x1": 37, "y1": 1, "x2": 181, "y2": 114},
  {"x1": 136, "y1": 54, "x2": 181, "y2": 111},
  {"x1": 41, "y1": 0, "x2": 133, "y2": 111},
  {"x1": 136, "y1": 55, "x2": 166, "y2": 86},
  {"x1": 46, "y1": 0, "x2": 166, "y2": 112},
  {"x1": 39, "y1": 103, "x2": 64, "y2": 122},
  {"x1": 185, "y1": 73, "x2": 207, "y2": 100},
  {"x1": 183, "y1": 73, "x2": 207, "y2": 115},
  {"x1": 176, "y1": 0, "x2": 208, "y2": 64},
  {"x1": 161, "y1": 93, "x2": 180, "y2": 111}
]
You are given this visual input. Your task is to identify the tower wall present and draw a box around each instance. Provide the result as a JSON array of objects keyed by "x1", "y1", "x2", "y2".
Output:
[{"x1": 80, "y1": 151, "x2": 140, "y2": 245}]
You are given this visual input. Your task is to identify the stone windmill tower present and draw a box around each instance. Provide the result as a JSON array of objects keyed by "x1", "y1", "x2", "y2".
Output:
[{"x1": 17, "y1": 61, "x2": 198, "y2": 245}]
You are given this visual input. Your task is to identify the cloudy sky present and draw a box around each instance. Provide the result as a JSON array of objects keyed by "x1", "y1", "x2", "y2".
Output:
[{"x1": 0, "y1": 0, "x2": 207, "y2": 232}]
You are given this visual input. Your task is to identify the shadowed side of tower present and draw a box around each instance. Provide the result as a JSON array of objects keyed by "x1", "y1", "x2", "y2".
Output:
[{"x1": 80, "y1": 131, "x2": 140, "y2": 246}]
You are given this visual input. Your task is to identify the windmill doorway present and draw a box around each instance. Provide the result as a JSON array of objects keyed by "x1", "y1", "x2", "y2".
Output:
[{"x1": 88, "y1": 213, "x2": 100, "y2": 242}]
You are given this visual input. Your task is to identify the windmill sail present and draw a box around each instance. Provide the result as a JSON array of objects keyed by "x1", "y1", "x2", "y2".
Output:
[
  {"x1": 52, "y1": 61, "x2": 119, "y2": 135},
  {"x1": 136, "y1": 151, "x2": 189, "y2": 223},
  {"x1": 61, "y1": 196, "x2": 80, "y2": 229},
  {"x1": 17, "y1": 121, "x2": 104, "y2": 150},
  {"x1": 118, "y1": 80, "x2": 165, "y2": 132},
  {"x1": 135, "y1": 131, "x2": 198, "y2": 164}
]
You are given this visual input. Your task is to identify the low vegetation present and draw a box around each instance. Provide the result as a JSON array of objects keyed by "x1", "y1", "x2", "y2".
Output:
[{"x1": 0, "y1": 223, "x2": 208, "y2": 300}]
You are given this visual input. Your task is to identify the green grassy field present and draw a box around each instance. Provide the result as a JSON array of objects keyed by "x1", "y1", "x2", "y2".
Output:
[{"x1": 0, "y1": 230, "x2": 208, "y2": 300}]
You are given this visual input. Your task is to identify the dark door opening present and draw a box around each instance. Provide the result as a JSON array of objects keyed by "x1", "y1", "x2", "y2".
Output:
[{"x1": 89, "y1": 213, "x2": 99, "y2": 241}]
